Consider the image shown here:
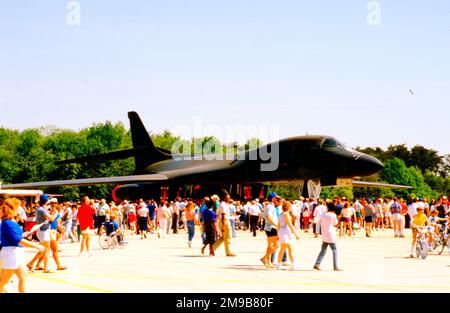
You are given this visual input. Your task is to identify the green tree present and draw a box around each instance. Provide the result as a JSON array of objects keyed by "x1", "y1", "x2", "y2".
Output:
[{"x1": 409, "y1": 145, "x2": 442, "y2": 174}]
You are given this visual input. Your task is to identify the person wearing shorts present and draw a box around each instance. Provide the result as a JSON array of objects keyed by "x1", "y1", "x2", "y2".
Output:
[
  {"x1": 77, "y1": 196, "x2": 95, "y2": 256},
  {"x1": 363, "y1": 199, "x2": 375, "y2": 238},
  {"x1": 0, "y1": 198, "x2": 44, "y2": 293},
  {"x1": 276, "y1": 201, "x2": 299, "y2": 270},
  {"x1": 26, "y1": 194, "x2": 58, "y2": 273},
  {"x1": 260, "y1": 193, "x2": 279, "y2": 268},
  {"x1": 390, "y1": 198, "x2": 404, "y2": 238}
]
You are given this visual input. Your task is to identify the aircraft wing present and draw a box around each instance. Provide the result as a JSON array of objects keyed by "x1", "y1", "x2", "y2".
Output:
[
  {"x1": 351, "y1": 180, "x2": 413, "y2": 189},
  {"x1": 0, "y1": 174, "x2": 168, "y2": 189}
]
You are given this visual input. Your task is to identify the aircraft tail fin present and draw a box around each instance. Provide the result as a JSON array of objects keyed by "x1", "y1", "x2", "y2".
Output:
[
  {"x1": 128, "y1": 111, "x2": 170, "y2": 172},
  {"x1": 58, "y1": 112, "x2": 171, "y2": 173}
]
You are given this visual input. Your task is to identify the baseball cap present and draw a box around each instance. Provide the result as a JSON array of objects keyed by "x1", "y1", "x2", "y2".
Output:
[
  {"x1": 268, "y1": 192, "x2": 277, "y2": 200},
  {"x1": 39, "y1": 194, "x2": 49, "y2": 204},
  {"x1": 50, "y1": 198, "x2": 58, "y2": 203}
]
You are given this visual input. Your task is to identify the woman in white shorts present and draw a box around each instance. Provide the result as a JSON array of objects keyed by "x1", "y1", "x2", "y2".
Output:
[
  {"x1": 0, "y1": 198, "x2": 44, "y2": 293},
  {"x1": 276, "y1": 201, "x2": 300, "y2": 270}
]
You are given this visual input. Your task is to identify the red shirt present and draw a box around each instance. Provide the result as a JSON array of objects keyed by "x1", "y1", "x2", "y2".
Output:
[
  {"x1": 77, "y1": 203, "x2": 95, "y2": 230},
  {"x1": 401, "y1": 203, "x2": 408, "y2": 216}
]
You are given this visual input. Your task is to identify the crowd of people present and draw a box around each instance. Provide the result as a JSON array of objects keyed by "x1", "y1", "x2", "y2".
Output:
[{"x1": 1, "y1": 192, "x2": 449, "y2": 292}]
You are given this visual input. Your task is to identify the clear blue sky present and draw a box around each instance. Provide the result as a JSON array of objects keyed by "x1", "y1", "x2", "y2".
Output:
[{"x1": 1, "y1": 1, "x2": 449, "y2": 155}]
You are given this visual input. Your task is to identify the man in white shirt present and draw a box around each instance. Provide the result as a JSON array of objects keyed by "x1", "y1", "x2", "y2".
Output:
[
  {"x1": 248, "y1": 200, "x2": 261, "y2": 237},
  {"x1": 213, "y1": 195, "x2": 236, "y2": 257},
  {"x1": 313, "y1": 205, "x2": 342, "y2": 271},
  {"x1": 313, "y1": 200, "x2": 327, "y2": 238}
]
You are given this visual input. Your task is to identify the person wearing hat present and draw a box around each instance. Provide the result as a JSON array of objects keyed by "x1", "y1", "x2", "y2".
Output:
[
  {"x1": 34, "y1": 198, "x2": 67, "y2": 271},
  {"x1": 26, "y1": 194, "x2": 59, "y2": 273}
]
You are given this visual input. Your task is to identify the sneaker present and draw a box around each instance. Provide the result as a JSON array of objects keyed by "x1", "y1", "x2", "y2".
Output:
[
  {"x1": 334, "y1": 268, "x2": 343, "y2": 271},
  {"x1": 276, "y1": 264, "x2": 283, "y2": 270},
  {"x1": 289, "y1": 263, "x2": 297, "y2": 271},
  {"x1": 282, "y1": 262, "x2": 289, "y2": 266},
  {"x1": 313, "y1": 265, "x2": 321, "y2": 270},
  {"x1": 399, "y1": 234, "x2": 405, "y2": 238}
]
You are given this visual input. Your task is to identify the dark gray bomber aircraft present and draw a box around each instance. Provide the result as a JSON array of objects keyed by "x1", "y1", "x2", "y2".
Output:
[{"x1": 1, "y1": 112, "x2": 411, "y2": 201}]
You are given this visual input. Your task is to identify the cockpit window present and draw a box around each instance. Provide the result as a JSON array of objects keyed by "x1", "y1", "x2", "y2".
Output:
[{"x1": 321, "y1": 138, "x2": 344, "y2": 148}]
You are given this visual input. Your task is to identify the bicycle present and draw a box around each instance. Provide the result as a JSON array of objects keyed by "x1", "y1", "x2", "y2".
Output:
[
  {"x1": 415, "y1": 226, "x2": 429, "y2": 259},
  {"x1": 437, "y1": 223, "x2": 449, "y2": 255}
]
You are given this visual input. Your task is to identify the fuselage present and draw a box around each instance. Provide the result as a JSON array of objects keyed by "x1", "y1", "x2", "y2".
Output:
[{"x1": 133, "y1": 135, "x2": 382, "y2": 184}]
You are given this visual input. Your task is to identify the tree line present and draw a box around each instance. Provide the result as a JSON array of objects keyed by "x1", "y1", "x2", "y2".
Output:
[{"x1": 0, "y1": 121, "x2": 448, "y2": 201}]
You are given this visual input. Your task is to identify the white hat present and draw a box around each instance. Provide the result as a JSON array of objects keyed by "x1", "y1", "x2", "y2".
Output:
[{"x1": 50, "y1": 198, "x2": 58, "y2": 203}]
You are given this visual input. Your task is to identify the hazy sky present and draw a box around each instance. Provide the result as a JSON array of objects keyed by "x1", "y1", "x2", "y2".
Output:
[{"x1": 1, "y1": 1, "x2": 449, "y2": 155}]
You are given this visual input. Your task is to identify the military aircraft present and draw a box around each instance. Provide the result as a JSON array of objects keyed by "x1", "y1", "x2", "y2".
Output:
[{"x1": 1, "y1": 112, "x2": 411, "y2": 201}]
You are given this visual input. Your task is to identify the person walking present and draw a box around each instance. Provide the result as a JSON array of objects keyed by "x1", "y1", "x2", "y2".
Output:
[
  {"x1": 77, "y1": 196, "x2": 95, "y2": 256},
  {"x1": 390, "y1": 197, "x2": 404, "y2": 238},
  {"x1": 313, "y1": 200, "x2": 327, "y2": 238},
  {"x1": 35, "y1": 198, "x2": 67, "y2": 271},
  {"x1": 276, "y1": 201, "x2": 299, "y2": 270},
  {"x1": 229, "y1": 201, "x2": 237, "y2": 238},
  {"x1": 137, "y1": 202, "x2": 149, "y2": 239},
  {"x1": 363, "y1": 199, "x2": 375, "y2": 237},
  {"x1": 172, "y1": 198, "x2": 181, "y2": 234},
  {"x1": 185, "y1": 199, "x2": 197, "y2": 248},
  {"x1": 147, "y1": 200, "x2": 157, "y2": 233},
  {"x1": 201, "y1": 199, "x2": 218, "y2": 256},
  {"x1": 157, "y1": 200, "x2": 169, "y2": 238},
  {"x1": 0, "y1": 198, "x2": 44, "y2": 293},
  {"x1": 260, "y1": 192, "x2": 279, "y2": 268},
  {"x1": 313, "y1": 205, "x2": 342, "y2": 271},
  {"x1": 26, "y1": 194, "x2": 58, "y2": 273},
  {"x1": 213, "y1": 195, "x2": 236, "y2": 257},
  {"x1": 248, "y1": 200, "x2": 261, "y2": 237}
]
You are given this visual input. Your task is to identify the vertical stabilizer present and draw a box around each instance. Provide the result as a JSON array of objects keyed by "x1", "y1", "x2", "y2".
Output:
[{"x1": 128, "y1": 111, "x2": 169, "y2": 172}]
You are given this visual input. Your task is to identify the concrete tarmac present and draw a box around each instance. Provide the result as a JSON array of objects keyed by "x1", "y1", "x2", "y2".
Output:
[{"x1": 11, "y1": 226, "x2": 450, "y2": 293}]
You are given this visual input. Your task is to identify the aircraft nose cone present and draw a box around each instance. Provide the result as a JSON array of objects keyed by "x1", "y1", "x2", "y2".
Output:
[{"x1": 359, "y1": 154, "x2": 384, "y2": 175}]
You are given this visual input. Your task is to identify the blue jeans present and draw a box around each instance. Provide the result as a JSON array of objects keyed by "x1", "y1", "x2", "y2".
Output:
[
  {"x1": 315, "y1": 242, "x2": 338, "y2": 269},
  {"x1": 230, "y1": 219, "x2": 236, "y2": 238},
  {"x1": 271, "y1": 250, "x2": 287, "y2": 263},
  {"x1": 187, "y1": 221, "x2": 195, "y2": 242}
]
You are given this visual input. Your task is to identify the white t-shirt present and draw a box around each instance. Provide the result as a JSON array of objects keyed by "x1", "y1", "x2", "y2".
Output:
[
  {"x1": 353, "y1": 201, "x2": 363, "y2": 213},
  {"x1": 138, "y1": 207, "x2": 149, "y2": 217},
  {"x1": 318, "y1": 212, "x2": 338, "y2": 243},
  {"x1": 408, "y1": 204, "x2": 418, "y2": 218},
  {"x1": 18, "y1": 206, "x2": 27, "y2": 221},
  {"x1": 313, "y1": 204, "x2": 327, "y2": 221},
  {"x1": 249, "y1": 204, "x2": 261, "y2": 216},
  {"x1": 291, "y1": 204, "x2": 300, "y2": 217},
  {"x1": 218, "y1": 202, "x2": 231, "y2": 220}
]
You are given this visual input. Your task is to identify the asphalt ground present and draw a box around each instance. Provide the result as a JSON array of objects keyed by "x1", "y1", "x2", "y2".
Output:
[{"x1": 7, "y1": 226, "x2": 450, "y2": 293}]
